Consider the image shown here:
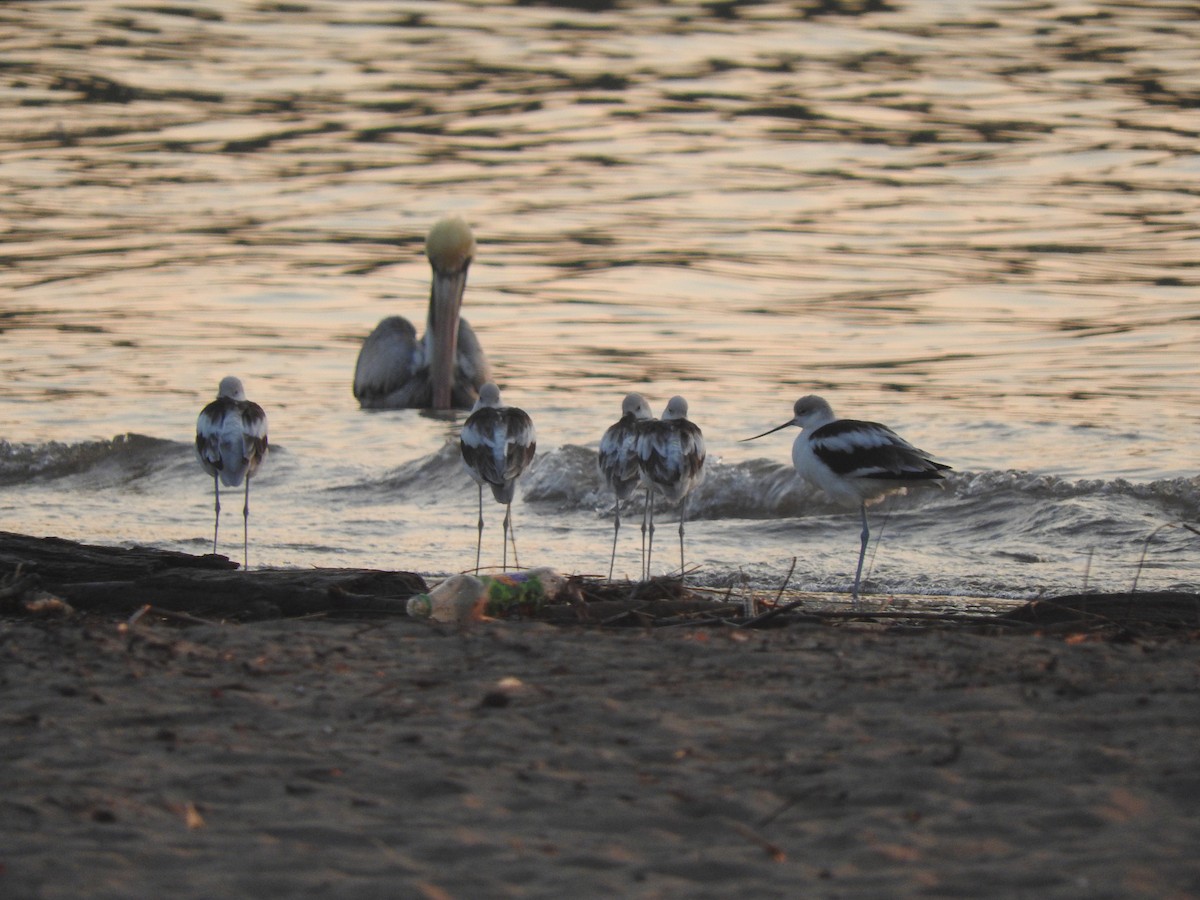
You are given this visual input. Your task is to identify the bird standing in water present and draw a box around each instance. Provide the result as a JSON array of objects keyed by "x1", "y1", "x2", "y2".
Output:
[
  {"x1": 598, "y1": 392, "x2": 655, "y2": 580},
  {"x1": 636, "y1": 395, "x2": 705, "y2": 580},
  {"x1": 743, "y1": 394, "x2": 950, "y2": 604},
  {"x1": 353, "y1": 217, "x2": 493, "y2": 411},
  {"x1": 195, "y1": 376, "x2": 269, "y2": 568},
  {"x1": 460, "y1": 383, "x2": 536, "y2": 572}
]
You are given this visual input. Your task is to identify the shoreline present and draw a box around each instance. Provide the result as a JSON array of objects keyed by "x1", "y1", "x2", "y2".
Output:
[{"x1": 2, "y1": 531, "x2": 1200, "y2": 895}]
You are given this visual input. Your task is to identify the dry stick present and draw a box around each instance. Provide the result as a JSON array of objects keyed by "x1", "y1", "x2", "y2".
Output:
[
  {"x1": 737, "y1": 568, "x2": 756, "y2": 618},
  {"x1": 124, "y1": 604, "x2": 218, "y2": 629},
  {"x1": 729, "y1": 821, "x2": 787, "y2": 863},
  {"x1": 741, "y1": 558, "x2": 808, "y2": 628},
  {"x1": 600, "y1": 606, "x2": 649, "y2": 626},
  {"x1": 773, "y1": 556, "x2": 797, "y2": 607}
]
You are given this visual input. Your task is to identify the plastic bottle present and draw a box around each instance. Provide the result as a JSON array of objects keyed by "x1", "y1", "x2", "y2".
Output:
[
  {"x1": 406, "y1": 574, "x2": 488, "y2": 624},
  {"x1": 477, "y1": 567, "x2": 566, "y2": 617},
  {"x1": 407, "y1": 568, "x2": 566, "y2": 624}
]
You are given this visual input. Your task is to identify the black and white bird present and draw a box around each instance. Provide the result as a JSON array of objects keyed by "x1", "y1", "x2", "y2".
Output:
[
  {"x1": 636, "y1": 395, "x2": 705, "y2": 580},
  {"x1": 195, "y1": 376, "x2": 269, "y2": 568},
  {"x1": 460, "y1": 383, "x2": 536, "y2": 572},
  {"x1": 353, "y1": 216, "x2": 493, "y2": 411},
  {"x1": 598, "y1": 392, "x2": 655, "y2": 580},
  {"x1": 743, "y1": 394, "x2": 950, "y2": 604}
]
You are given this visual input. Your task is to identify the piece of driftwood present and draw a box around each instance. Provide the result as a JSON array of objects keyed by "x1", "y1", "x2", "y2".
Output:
[
  {"x1": 1000, "y1": 592, "x2": 1200, "y2": 632},
  {"x1": 0, "y1": 531, "x2": 426, "y2": 620},
  {"x1": 2, "y1": 531, "x2": 1197, "y2": 635}
]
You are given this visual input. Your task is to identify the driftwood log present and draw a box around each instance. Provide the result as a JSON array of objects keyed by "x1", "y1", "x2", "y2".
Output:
[
  {"x1": 999, "y1": 592, "x2": 1200, "y2": 632},
  {"x1": 0, "y1": 531, "x2": 426, "y2": 620},
  {"x1": 1, "y1": 530, "x2": 1197, "y2": 635}
]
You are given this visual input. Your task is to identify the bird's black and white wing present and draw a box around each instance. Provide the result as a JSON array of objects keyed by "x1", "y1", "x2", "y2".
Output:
[
  {"x1": 240, "y1": 401, "x2": 269, "y2": 477},
  {"x1": 195, "y1": 397, "x2": 232, "y2": 477},
  {"x1": 810, "y1": 420, "x2": 948, "y2": 482},
  {"x1": 637, "y1": 419, "x2": 706, "y2": 496},
  {"x1": 599, "y1": 417, "x2": 644, "y2": 500},
  {"x1": 461, "y1": 407, "x2": 536, "y2": 500}
]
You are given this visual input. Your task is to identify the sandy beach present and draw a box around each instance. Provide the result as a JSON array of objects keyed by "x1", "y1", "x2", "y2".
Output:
[{"x1": 3, "y1": 606, "x2": 1199, "y2": 898}]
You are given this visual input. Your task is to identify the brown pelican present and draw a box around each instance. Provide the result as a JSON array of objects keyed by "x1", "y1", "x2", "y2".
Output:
[
  {"x1": 636, "y1": 395, "x2": 705, "y2": 579},
  {"x1": 742, "y1": 395, "x2": 950, "y2": 605},
  {"x1": 460, "y1": 383, "x2": 536, "y2": 572},
  {"x1": 196, "y1": 376, "x2": 269, "y2": 568},
  {"x1": 598, "y1": 392, "x2": 655, "y2": 579},
  {"x1": 353, "y1": 217, "x2": 493, "y2": 410}
]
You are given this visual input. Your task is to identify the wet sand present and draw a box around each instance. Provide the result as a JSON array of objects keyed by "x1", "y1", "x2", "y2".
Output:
[{"x1": 3, "y1": 613, "x2": 1199, "y2": 898}]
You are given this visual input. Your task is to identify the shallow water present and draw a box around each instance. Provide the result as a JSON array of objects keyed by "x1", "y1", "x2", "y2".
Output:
[{"x1": 0, "y1": 0, "x2": 1197, "y2": 597}]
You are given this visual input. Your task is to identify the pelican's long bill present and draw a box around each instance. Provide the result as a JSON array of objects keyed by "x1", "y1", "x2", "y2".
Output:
[
  {"x1": 740, "y1": 419, "x2": 796, "y2": 442},
  {"x1": 428, "y1": 267, "x2": 468, "y2": 410}
]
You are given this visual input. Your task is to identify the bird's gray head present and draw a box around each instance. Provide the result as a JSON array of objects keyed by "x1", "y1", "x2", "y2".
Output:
[
  {"x1": 662, "y1": 395, "x2": 689, "y2": 420},
  {"x1": 740, "y1": 394, "x2": 832, "y2": 443},
  {"x1": 622, "y1": 392, "x2": 653, "y2": 420},
  {"x1": 475, "y1": 382, "x2": 502, "y2": 409},
  {"x1": 792, "y1": 395, "x2": 835, "y2": 429},
  {"x1": 216, "y1": 376, "x2": 246, "y2": 401},
  {"x1": 425, "y1": 216, "x2": 475, "y2": 275}
]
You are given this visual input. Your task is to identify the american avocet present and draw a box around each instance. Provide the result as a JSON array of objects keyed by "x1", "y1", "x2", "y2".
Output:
[
  {"x1": 743, "y1": 394, "x2": 950, "y2": 604},
  {"x1": 195, "y1": 376, "x2": 269, "y2": 568},
  {"x1": 353, "y1": 217, "x2": 493, "y2": 411},
  {"x1": 636, "y1": 395, "x2": 705, "y2": 579},
  {"x1": 460, "y1": 383, "x2": 536, "y2": 572},
  {"x1": 598, "y1": 392, "x2": 655, "y2": 580}
]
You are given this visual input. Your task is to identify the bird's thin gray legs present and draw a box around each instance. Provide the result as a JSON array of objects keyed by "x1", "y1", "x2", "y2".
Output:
[
  {"x1": 852, "y1": 502, "x2": 869, "y2": 607},
  {"x1": 502, "y1": 502, "x2": 519, "y2": 571},
  {"x1": 608, "y1": 502, "x2": 621, "y2": 581},
  {"x1": 242, "y1": 476, "x2": 251, "y2": 569},
  {"x1": 212, "y1": 475, "x2": 221, "y2": 555},
  {"x1": 644, "y1": 493, "x2": 656, "y2": 580},
  {"x1": 640, "y1": 494, "x2": 650, "y2": 581},
  {"x1": 677, "y1": 498, "x2": 687, "y2": 577},
  {"x1": 475, "y1": 484, "x2": 484, "y2": 574}
]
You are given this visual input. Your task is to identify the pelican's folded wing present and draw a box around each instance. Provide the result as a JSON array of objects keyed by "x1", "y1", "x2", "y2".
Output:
[{"x1": 353, "y1": 316, "x2": 421, "y2": 407}]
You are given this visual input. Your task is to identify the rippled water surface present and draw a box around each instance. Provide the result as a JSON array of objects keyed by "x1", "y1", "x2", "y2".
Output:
[{"x1": 1, "y1": 0, "x2": 1197, "y2": 596}]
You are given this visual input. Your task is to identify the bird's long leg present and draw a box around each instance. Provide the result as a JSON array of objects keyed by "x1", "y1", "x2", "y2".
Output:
[
  {"x1": 645, "y1": 492, "x2": 656, "y2": 580},
  {"x1": 608, "y1": 500, "x2": 621, "y2": 581},
  {"x1": 677, "y1": 496, "x2": 687, "y2": 578},
  {"x1": 502, "y1": 501, "x2": 520, "y2": 571},
  {"x1": 864, "y1": 499, "x2": 893, "y2": 587},
  {"x1": 212, "y1": 474, "x2": 220, "y2": 555},
  {"x1": 852, "y1": 502, "x2": 869, "y2": 608},
  {"x1": 640, "y1": 491, "x2": 650, "y2": 581},
  {"x1": 475, "y1": 484, "x2": 484, "y2": 574},
  {"x1": 242, "y1": 475, "x2": 251, "y2": 570}
]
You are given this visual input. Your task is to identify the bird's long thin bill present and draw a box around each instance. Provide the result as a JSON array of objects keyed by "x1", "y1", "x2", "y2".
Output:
[
  {"x1": 430, "y1": 270, "x2": 466, "y2": 409},
  {"x1": 739, "y1": 420, "x2": 794, "y2": 442}
]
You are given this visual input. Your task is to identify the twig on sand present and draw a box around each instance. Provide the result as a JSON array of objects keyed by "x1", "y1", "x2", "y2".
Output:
[
  {"x1": 729, "y1": 821, "x2": 787, "y2": 863},
  {"x1": 741, "y1": 558, "x2": 816, "y2": 628},
  {"x1": 123, "y1": 604, "x2": 218, "y2": 630}
]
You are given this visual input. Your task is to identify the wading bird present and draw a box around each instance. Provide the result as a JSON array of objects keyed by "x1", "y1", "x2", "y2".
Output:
[
  {"x1": 353, "y1": 217, "x2": 493, "y2": 410},
  {"x1": 598, "y1": 392, "x2": 655, "y2": 580},
  {"x1": 742, "y1": 394, "x2": 950, "y2": 604},
  {"x1": 460, "y1": 383, "x2": 536, "y2": 572},
  {"x1": 195, "y1": 376, "x2": 269, "y2": 568},
  {"x1": 636, "y1": 395, "x2": 705, "y2": 579}
]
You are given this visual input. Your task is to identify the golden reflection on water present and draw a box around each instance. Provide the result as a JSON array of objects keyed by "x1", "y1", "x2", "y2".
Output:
[{"x1": 0, "y1": 0, "x2": 1197, "y2": 488}]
